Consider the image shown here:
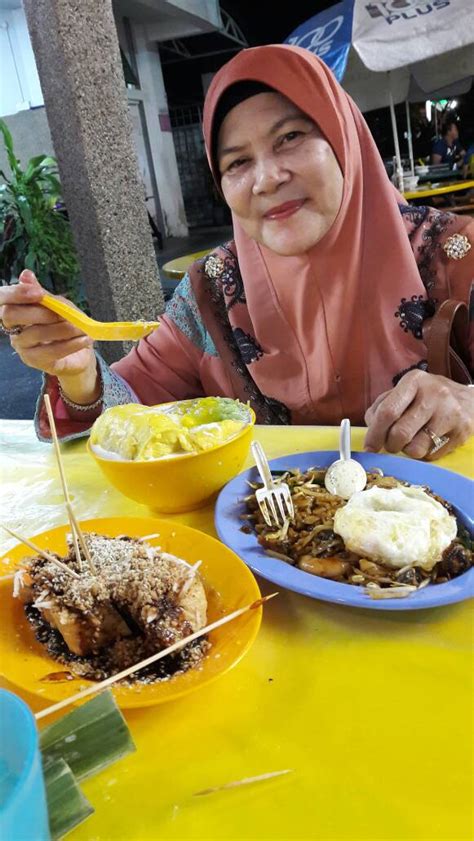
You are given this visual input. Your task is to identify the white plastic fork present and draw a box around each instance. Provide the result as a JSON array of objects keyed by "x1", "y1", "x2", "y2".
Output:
[{"x1": 251, "y1": 440, "x2": 294, "y2": 529}]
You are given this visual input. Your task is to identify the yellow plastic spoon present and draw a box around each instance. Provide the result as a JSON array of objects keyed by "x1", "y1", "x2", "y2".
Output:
[{"x1": 40, "y1": 294, "x2": 160, "y2": 341}]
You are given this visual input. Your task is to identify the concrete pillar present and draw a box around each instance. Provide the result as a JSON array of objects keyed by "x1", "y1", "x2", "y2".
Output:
[
  {"x1": 131, "y1": 21, "x2": 188, "y2": 238},
  {"x1": 22, "y1": 0, "x2": 164, "y2": 362}
]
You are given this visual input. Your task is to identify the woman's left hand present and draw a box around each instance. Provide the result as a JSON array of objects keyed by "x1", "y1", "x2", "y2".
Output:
[{"x1": 364, "y1": 370, "x2": 474, "y2": 460}]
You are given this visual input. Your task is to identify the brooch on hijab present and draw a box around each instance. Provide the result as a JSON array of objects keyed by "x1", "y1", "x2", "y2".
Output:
[
  {"x1": 204, "y1": 254, "x2": 225, "y2": 278},
  {"x1": 442, "y1": 233, "x2": 471, "y2": 260}
]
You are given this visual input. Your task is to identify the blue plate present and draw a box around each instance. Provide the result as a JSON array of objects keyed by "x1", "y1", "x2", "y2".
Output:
[{"x1": 215, "y1": 451, "x2": 474, "y2": 611}]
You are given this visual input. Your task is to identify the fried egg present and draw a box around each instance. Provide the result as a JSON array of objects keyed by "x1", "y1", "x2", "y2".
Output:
[{"x1": 333, "y1": 485, "x2": 457, "y2": 571}]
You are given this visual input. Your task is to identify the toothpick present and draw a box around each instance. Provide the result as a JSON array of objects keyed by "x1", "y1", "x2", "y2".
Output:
[
  {"x1": 43, "y1": 393, "x2": 82, "y2": 570},
  {"x1": 66, "y1": 502, "x2": 96, "y2": 574},
  {"x1": 0, "y1": 524, "x2": 80, "y2": 579},
  {"x1": 44, "y1": 394, "x2": 94, "y2": 573},
  {"x1": 35, "y1": 593, "x2": 277, "y2": 720},
  {"x1": 194, "y1": 769, "x2": 293, "y2": 796}
]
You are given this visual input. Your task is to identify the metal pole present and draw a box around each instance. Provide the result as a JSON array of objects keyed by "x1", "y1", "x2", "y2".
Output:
[
  {"x1": 388, "y1": 81, "x2": 403, "y2": 191},
  {"x1": 405, "y1": 100, "x2": 415, "y2": 175}
]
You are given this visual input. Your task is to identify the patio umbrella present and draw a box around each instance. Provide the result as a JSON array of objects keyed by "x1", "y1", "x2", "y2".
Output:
[{"x1": 285, "y1": 0, "x2": 474, "y2": 186}]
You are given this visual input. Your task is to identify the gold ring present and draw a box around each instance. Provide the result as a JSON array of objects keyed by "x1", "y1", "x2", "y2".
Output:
[
  {"x1": 0, "y1": 319, "x2": 23, "y2": 336},
  {"x1": 422, "y1": 425, "x2": 450, "y2": 455}
]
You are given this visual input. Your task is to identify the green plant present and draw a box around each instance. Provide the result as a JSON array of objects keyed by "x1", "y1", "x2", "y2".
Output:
[{"x1": 0, "y1": 118, "x2": 83, "y2": 305}]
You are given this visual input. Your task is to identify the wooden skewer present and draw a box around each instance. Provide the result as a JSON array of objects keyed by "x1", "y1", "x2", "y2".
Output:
[
  {"x1": 43, "y1": 393, "x2": 82, "y2": 570},
  {"x1": 66, "y1": 502, "x2": 96, "y2": 575},
  {"x1": 0, "y1": 524, "x2": 80, "y2": 579},
  {"x1": 43, "y1": 394, "x2": 95, "y2": 574},
  {"x1": 35, "y1": 592, "x2": 277, "y2": 720},
  {"x1": 194, "y1": 768, "x2": 293, "y2": 796}
]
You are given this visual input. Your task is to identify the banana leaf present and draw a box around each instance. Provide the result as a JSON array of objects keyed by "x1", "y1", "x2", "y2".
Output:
[
  {"x1": 39, "y1": 690, "x2": 136, "y2": 781},
  {"x1": 42, "y1": 756, "x2": 94, "y2": 841}
]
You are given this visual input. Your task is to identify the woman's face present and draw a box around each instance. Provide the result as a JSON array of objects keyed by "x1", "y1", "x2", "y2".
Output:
[{"x1": 217, "y1": 92, "x2": 343, "y2": 255}]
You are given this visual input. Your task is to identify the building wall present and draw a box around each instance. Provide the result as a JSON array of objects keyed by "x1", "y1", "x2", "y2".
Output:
[
  {"x1": 130, "y1": 20, "x2": 188, "y2": 236},
  {"x1": 0, "y1": 4, "x2": 188, "y2": 238},
  {"x1": 0, "y1": 7, "x2": 44, "y2": 115},
  {"x1": 170, "y1": 104, "x2": 229, "y2": 228},
  {"x1": 0, "y1": 107, "x2": 53, "y2": 175}
]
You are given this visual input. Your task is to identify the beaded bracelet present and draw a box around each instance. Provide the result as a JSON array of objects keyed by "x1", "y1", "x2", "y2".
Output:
[{"x1": 57, "y1": 381, "x2": 103, "y2": 412}]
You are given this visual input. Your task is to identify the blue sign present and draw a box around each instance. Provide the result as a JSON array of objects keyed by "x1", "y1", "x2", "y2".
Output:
[{"x1": 285, "y1": 0, "x2": 354, "y2": 82}]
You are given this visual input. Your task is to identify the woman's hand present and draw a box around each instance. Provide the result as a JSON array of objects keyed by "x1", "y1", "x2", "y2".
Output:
[
  {"x1": 0, "y1": 270, "x2": 99, "y2": 403},
  {"x1": 364, "y1": 369, "x2": 474, "y2": 460}
]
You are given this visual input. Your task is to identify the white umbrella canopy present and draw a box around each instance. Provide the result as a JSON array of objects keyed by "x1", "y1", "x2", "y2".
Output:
[
  {"x1": 351, "y1": 0, "x2": 474, "y2": 75},
  {"x1": 343, "y1": 42, "x2": 474, "y2": 112},
  {"x1": 286, "y1": 0, "x2": 474, "y2": 183},
  {"x1": 407, "y1": 73, "x2": 473, "y2": 104},
  {"x1": 343, "y1": 38, "x2": 474, "y2": 178}
]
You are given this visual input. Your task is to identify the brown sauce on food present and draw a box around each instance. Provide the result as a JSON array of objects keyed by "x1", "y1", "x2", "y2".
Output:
[{"x1": 40, "y1": 670, "x2": 77, "y2": 682}]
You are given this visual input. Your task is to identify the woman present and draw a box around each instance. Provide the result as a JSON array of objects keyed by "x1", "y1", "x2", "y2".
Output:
[{"x1": 0, "y1": 45, "x2": 473, "y2": 459}]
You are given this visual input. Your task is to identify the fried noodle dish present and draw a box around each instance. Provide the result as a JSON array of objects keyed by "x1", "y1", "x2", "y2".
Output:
[{"x1": 243, "y1": 468, "x2": 473, "y2": 598}]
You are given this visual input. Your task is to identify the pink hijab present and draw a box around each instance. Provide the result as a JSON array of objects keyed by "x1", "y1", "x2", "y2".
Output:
[{"x1": 197, "y1": 45, "x2": 438, "y2": 424}]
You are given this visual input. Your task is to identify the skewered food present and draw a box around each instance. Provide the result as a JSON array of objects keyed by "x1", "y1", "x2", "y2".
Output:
[{"x1": 14, "y1": 533, "x2": 209, "y2": 681}]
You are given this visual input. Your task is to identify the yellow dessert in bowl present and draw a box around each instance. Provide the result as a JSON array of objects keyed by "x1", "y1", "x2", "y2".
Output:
[{"x1": 88, "y1": 397, "x2": 255, "y2": 513}]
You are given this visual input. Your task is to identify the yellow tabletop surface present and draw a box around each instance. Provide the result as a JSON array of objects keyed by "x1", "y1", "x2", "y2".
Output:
[
  {"x1": 1, "y1": 421, "x2": 473, "y2": 841},
  {"x1": 161, "y1": 249, "x2": 210, "y2": 281},
  {"x1": 403, "y1": 179, "x2": 474, "y2": 200}
]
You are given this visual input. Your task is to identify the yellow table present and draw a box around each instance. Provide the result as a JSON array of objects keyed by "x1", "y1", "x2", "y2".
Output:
[
  {"x1": 403, "y1": 179, "x2": 474, "y2": 200},
  {"x1": 1, "y1": 422, "x2": 473, "y2": 841},
  {"x1": 161, "y1": 249, "x2": 210, "y2": 281}
]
